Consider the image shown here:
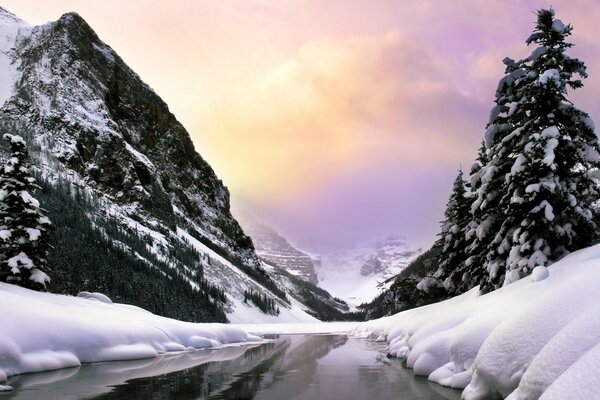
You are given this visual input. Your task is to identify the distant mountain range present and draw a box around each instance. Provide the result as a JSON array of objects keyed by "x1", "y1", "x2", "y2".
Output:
[
  {"x1": 236, "y1": 208, "x2": 420, "y2": 311},
  {"x1": 315, "y1": 236, "x2": 421, "y2": 308},
  {"x1": 235, "y1": 211, "x2": 353, "y2": 320}
]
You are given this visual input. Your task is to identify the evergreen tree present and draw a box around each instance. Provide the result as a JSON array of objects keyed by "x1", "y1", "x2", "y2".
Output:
[
  {"x1": 466, "y1": 9, "x2": 600, "y2": 291},
  {"x1": 423, "y1": 169, "x2": 470, "y2": 295},
  {"x1": 0, "y1": 134, "x2": 51, "y2": 290},
  {"x1": 463, "y1": 141, "x2": 493, "y2": 293}
]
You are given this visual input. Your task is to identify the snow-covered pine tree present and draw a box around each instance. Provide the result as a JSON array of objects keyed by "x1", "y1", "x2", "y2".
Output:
[
  {"x1": 0, "y1": 134, "x2": 51, "y2": 290},
  {"x1": 423, "y1": 169, "x2": 470, "y2": 296},
  {"x1": 470, "y1": 9, "x2": 600, "y2": 291},
  {"x1": 463, "y1": 140, "x2": 495, "y2": 293}
]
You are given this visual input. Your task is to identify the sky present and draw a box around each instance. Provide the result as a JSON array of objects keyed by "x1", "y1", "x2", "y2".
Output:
[{"x1": 3, "y1": 0, "x2": 600, "y2": 251}]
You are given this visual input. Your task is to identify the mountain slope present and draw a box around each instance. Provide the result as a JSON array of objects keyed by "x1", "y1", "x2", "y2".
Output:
[
  {"x1": 235, "y1": 211, "x2": 318, "y2": 284},
  {"x1": 235, "y1": 211, "x2": 353, "y2": 320},
  {"x1": 316, "y1": 237, "x2": 421, "y2": 308},
  {"x1": 0, "y1": 7, "x2": 313, "y2": 323}
]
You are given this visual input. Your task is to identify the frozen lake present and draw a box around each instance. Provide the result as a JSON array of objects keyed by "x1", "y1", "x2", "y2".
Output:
[{"x1": 2, "y1": 334, "x2": 460, "y2": 400}]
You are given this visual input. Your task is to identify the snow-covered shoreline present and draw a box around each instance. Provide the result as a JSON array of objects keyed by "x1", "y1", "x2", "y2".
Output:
[
  {"x1": 353, "y1": 243, "x2": 600, "y2": 399},
  {"x1": 0, "y1": 284, "x2": 261, "y2": 384}
]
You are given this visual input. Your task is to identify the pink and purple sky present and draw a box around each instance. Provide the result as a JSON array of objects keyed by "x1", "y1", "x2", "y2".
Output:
[{"x1": 4, "y1": 0, "x2": 600, "y2": 250}]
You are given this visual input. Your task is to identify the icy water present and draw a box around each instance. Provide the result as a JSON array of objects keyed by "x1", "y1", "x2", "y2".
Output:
[{"x1": 2, "y1": 334, "x2": 460, "y2": 400}]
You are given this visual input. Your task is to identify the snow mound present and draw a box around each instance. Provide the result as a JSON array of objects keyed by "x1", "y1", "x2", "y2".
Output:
[
  {"x1": 0, "y1": 283, "x2": 260, "y2": 382},
  {"x1": 531, "y1": 265, "x2": 549, "y2": 282},
  {"x1": 77, "y1": 291, "x2": 113, "y2": 304},
  {"x1": 353, "y1": 243, "x2": 600, "y2": 399}
]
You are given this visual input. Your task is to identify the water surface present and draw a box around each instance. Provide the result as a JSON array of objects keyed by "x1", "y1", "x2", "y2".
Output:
[{"x1": 2, "y1": 335, "x2": 460, "y2": 400}]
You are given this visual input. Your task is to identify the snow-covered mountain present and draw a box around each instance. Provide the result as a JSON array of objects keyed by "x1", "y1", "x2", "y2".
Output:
[
  {"x1": 316, "y1": 236, "x2": 421, "y2": 308},
  {"x1": 0, "y1": 7, "x2": 316, "y2": 323},
  {"x1": 235, "y1": 211, "x2": 318, "y2": 284},
  {"x1": 235, "y1": 211, "x2": 351, "y2": 320}
]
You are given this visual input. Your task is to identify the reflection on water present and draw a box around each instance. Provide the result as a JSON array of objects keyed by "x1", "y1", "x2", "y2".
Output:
[{"x1": 2, "y1": 335, "x2": 460, "y2": 400}]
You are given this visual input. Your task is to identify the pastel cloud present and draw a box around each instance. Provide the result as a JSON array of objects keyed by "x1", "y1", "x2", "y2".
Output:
[
  {"x1": 200, "y1": 32, "x2": 484, "y2": 203},
  {"x1": 4, "y1": 0, "x2": 600, "y2": 249}
]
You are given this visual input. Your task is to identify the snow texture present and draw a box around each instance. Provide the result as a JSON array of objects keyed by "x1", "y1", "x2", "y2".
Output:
[
  {"x1": 353, "y1": 243, "x2": 600, "y2": 399},
  {"x1": 77, "y1": 291, "x2": 113, "y2": 304},
  {"x1": 0, "y1": 8, "x2": 28, "y2": 108},
  {"x1": 316, "y1": 237, "x2": 419, "y2": 308},
  {"x1": 177, "y1": 227, "x2": 319, "y2": 323},
  {"x1": 0, "y1": 283, "x2": 260, "y2": 382},
  {"x1": 538, "y1": 69, "x2": 561, "y2": 85}
]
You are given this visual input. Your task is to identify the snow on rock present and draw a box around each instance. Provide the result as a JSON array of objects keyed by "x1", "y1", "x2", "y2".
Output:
[
  {"x1": 0, "y1": 283, "x2": 260, "y2": 382},
  {"x1": 352, "y1": 243, "x2": 600, "y2": 399},
  {"x1": 0, "y1": 8, "x2": 28, "y2": 108}
]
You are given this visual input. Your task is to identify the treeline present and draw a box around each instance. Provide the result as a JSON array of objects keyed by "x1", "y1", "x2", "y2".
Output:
[
  {"x1": 358, "y1": 247, "x2": 442, "y2": 319},
  {"x1": 37, "y1": 177, "x2": 228, "y2": 322},
  {"x1": 243, "y1": 288, "x2": 280, "y2": 315},
  {"x1": 263, "y1": 260, "x2": 365, "y2": 321},
  {"x1": 179, "y1": 219, "x2": 290, "y2": 304},
  {"x1": 363, "y1": 9, "x2": 600, "y2": 319}
]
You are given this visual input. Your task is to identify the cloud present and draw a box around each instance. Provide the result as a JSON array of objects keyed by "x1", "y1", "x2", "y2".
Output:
[{"x1": 200, "y1": 32, "x2": 485, "y2": 202}]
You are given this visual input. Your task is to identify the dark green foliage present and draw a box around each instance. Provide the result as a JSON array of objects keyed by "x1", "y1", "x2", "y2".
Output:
[
  {"x1": 426, "y1": 170, "x2": 471, "y2": 296},
  {"x1": 463, "y1": 8, "x2": 600, "y2": 292},
  {"x1": 179, "y1": 219, "x2": 290, "y2": 305},
  {"x1": 0, "y1": 134, "x2": 51, "y2": 291},
  {"x1": 358, "y1": 246, "x2": 443, "y2": 320},
  {"x1": 243, "y1": 288, "x2": 280, "y2": 315},
  {"x1": 260, "y1": 260, "x2": 364, "y2": 321},
  {"x1": 37, "y1": 177, "x2": 227, "y2": 322}
]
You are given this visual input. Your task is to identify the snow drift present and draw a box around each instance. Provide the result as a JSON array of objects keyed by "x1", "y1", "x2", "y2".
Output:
[
  {"x1": 353, "y1": 243, "x2": 600, "y2": 399},
  {"x1": 0, "y1": 283, "x2": 260, "y2": 384}
]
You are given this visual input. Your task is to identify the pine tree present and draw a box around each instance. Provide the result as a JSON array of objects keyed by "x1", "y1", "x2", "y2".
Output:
[
  {"x1": 0, "y1": 134, "x2": 52, "y2": 290},
  {"x1": 424, "y1": 169, "x2": 471, "y2": 295},
  {"x1": 466, "y1": 9, "x2": 600, "y2": 291},
  {"x1": 463, "y1": 141, "x2": 493, "y2": 292}
]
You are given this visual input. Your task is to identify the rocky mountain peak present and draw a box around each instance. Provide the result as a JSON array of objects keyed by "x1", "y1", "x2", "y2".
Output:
[
  {"x1": 0, "y1": 7, "x2": 321, "y2": 322},
  {"x1": 0, "y1": 7, "x2": 24, "y2": 25},
  {"x1": 235, "y1": 210, "x2": 319, "y2": 285}
]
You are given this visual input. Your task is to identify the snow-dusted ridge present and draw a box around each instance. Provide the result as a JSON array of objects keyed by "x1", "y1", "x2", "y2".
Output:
[
  {"x1": 353, "y1": 243, "x2": 600, "y2": 399},
  {"x1": 0, "y1": 283, "x2": 260, "y2": 385},
  {"x1": 0, "y1": 6, "x2": 326, "y2": 322},
  {"x1": 0, "y1": 7, "x2": 28, "y2": 108},
  {"x1": 317, "y1": 237, "x2": 421, "y2": 308}
]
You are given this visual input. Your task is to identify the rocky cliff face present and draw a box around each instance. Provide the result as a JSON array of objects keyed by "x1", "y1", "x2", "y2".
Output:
[
  {"x1": 3, "y1": 11, "x2": 253, "y2": 262},
  {"x1": 236, "y1": 211, "x2": 318, "y2": 284},
  {"x1": 0, "y1": 7, "x2": 316, "y2": 322},
  {"x1": 234, "y1": 211, "x2": 352, "y2": 320}
]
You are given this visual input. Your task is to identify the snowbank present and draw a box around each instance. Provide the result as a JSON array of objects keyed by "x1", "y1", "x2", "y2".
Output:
[
  {"x1": 0, "y1": 283, "x2": 260, "y2": 384},
  {"x1": 353, "y1": 243, "x2": 600, "y2": 399}
]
